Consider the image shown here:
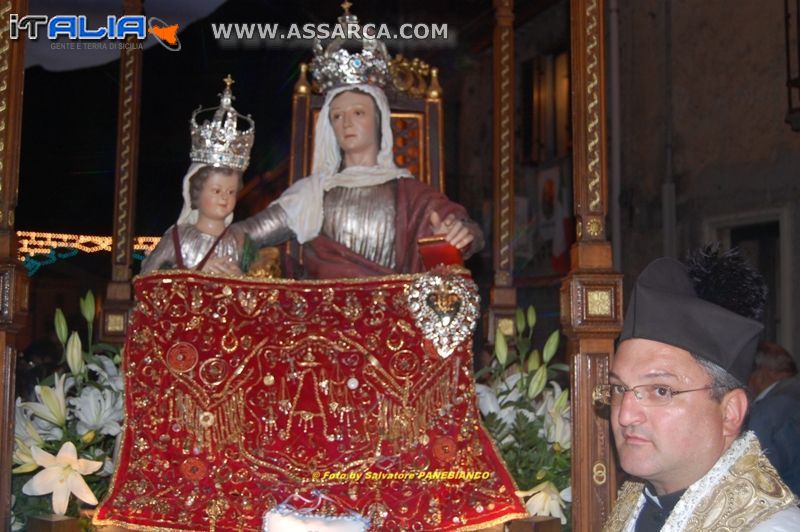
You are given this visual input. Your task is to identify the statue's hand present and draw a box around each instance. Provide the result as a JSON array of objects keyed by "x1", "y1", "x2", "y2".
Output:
[
  {"x1": 202, "y1": 255, "x2": 243, "y2": 276},
  {"x1": 429, "y1": 211, "x2": 474, "y2": 251}
]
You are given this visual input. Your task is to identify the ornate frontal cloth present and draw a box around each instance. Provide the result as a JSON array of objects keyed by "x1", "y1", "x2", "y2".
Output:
[{"x1": 94, "y1": 270, "x2": 527, "y2": 530}]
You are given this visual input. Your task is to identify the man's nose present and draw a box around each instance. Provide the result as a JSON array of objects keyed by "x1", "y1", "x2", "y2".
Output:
[{"x1": 614, "y1": 389, "x2": 645, "y2": 426}]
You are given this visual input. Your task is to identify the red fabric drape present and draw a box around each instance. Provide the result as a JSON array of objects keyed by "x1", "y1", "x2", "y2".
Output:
[{"x1": 95, "y1": 271, "x2": 526, "y2": 531}]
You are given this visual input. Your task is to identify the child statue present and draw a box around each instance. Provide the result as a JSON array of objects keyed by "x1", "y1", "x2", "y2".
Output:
[{"x1": 140, "y1": 77, "x2": 281, "y2": 274}]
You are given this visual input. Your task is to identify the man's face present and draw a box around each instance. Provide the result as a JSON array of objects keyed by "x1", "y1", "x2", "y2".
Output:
[
  {"x1": 610, "y1": 338, "x2": 731, "y2": 495},
  {"x1": 197, "y1": 171, "x2": 238, "y2": 222},
  {"x1": 330, "y1": 91, "x2": 378, "y2": 159}
]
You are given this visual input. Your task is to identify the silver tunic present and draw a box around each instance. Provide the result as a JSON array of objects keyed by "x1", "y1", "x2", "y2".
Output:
[
  {"x1": 235, "y1": 182, "x2": 399, "y2": 270},
  {"x1": 140, "y1": 224, "x2": 249, "y2": 273},
  {"x1": 321, "y1": 182, "x2": 397, "y2": 269}
]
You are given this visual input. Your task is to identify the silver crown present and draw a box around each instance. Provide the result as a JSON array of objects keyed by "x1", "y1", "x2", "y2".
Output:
[
  {"x1": 190, "y1": 75, "x2": 255, "y2": 171},
  {"x1": 309, "y1": 1, "x2": 391, "y2": 92}
]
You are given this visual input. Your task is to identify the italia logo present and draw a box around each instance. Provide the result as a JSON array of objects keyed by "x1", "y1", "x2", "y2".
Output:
[{"x1": 8, "y1": 14, "x2": 181, "y2": 51}]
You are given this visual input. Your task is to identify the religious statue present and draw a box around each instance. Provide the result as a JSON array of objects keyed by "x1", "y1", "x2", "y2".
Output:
[
  {"x1": 140, "y1": 76, "x2": 259, "y2": 275},
  {"x1": 98, "y1": 7, "x2": 526, "y2": 532},
  {"x1": 203, "y1": 14, "x2": 484, "y2": 279}
]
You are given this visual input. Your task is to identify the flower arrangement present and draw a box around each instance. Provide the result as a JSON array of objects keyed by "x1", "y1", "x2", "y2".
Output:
[
  {"x1": 12, "y1": 291, "x2": 123, "y2": 529},
  {"x1": 475, "y1": 306, "x2": 572, "y2": 528}
]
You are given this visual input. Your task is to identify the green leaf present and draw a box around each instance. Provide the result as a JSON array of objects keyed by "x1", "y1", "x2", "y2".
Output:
[
  {"x1": 495, "y1": 329, "x2": 508, "y2": 365},
  {"x1": 474, "y1": 366, "x2": 491, "y2": 380},
  {"x1": 527, "y1": 305, "x2": 537, "y2": 329},
  {"x1": 515, "y1": 308, "x2": 525, "y2": 336},
  {"x1": 543, "y1": 330, "x2": 560, "y2": 363},
  {"x1": 527, "y1": 365, "x2": 547, "y2": 399},
  {"x1": 550, "y1": 362, "x2": 570, "y2": 372},
  {"x1": 517, "y1": 338, "x2": 531, "y2": 361},
  {"x1": 91, "y1": 343, "x2": 121, "y2": 355}
]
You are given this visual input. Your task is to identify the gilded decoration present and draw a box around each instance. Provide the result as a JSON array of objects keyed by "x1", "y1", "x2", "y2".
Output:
[
  {"x1": 584, "y1": 0, "x2": 602, "y2": 213},
  {"x1": 94, "y1": 271, "x2": 526, "y2": 531},
  {"x1": 586, "y1": 288, "x2": 611, "y2": 317}
]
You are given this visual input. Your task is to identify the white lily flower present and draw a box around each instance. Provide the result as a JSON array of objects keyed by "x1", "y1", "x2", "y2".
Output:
[
  {"x1": 87, "y1": 355, "x2": 123, "y2": 393},
  {"x1": 22, "y1": 441, "x2": 103, "y2": 515},
  {"x1": 69, "y1": 387, "x2": 123, "y2": 437},
  {"x1": 23, "y1": 373, "x2": 69, "y2": 427},
  {"x1": 31, "y1": 415, "x2": 64, "y2": 442},
  {"x1": 541, "y1": 383, "x2": 571, "y2": 451},
  {"x1": 86, "y1": 446, "x2": 116, "y2": 477},
  {"x1": 13, "y1": 437, "x2": 39, "y2": 474},
  {"x1": 521, "y1": 481, "x2": 569, "y2": 524},
  {"x1": 545, "y1": 408, "x2": 572, "y2": 451},
  {"x1": 495, "y1": 372, "x2": 536, "y2": 426},
  {"x1": 475, "y1": 383, "x2": 501, "y2": 417},
  {"x1": 15, "y1": 398, "x2": 44, "y2": 449}
]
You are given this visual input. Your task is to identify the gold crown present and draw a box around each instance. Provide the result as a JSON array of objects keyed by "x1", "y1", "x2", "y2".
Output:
[
  {"x1": 309, "y1": 1, "x2": 391, "y2": 92},
  {"x1": 190, "y1": 75, "x2": 255, "y2": 171}
]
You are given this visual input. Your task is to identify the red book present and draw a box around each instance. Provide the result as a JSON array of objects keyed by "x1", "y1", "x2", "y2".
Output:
[{"x1": 417, "y1": 236, "x2": 464, "y2": 269}]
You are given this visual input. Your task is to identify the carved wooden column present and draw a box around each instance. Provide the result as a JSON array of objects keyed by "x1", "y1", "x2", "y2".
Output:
[
  {"x1": 0, "y1": 0, "x2": 28, "y2": 526},
  {"x1": 489, "y1": 0, "x2": 516, "y2": 338},
  {"x1": 101, "y1": 0, "x2": 143, "y2": 341},
  {"x1": 561, "y1": 0, "x2": 622, "y2": 529}
]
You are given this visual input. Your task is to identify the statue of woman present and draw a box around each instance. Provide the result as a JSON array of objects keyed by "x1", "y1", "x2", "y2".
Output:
[{"x1": 222, "y1": 83, "x2": 483, "y2": 279}]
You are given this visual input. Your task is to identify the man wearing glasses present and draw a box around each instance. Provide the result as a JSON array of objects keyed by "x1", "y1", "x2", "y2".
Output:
[{"x1": 599, "y1": 246, "x2": 800, "y2": 531}]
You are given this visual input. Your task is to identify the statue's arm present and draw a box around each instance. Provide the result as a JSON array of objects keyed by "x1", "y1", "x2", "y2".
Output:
[
  {"x1": 141, "y1": 227, "x2": 177, "y2": 273},
  {"x1": 232, "y1": 203, "x2": 296, "y2": 247}
]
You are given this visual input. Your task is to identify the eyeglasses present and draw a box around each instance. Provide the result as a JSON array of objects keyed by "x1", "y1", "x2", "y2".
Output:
[{"x1": 593, "y1": 383, "x2": 718, "y2": 407}]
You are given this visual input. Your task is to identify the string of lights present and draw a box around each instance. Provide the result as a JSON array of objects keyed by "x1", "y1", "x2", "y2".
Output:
[{"x1": 16, "y1": 231, "x2": 160, "y2": 275}]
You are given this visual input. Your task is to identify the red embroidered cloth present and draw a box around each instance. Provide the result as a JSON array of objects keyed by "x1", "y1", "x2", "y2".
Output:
[{"x1": 94, "y1": 271, "x2": 526, "y2": 531}]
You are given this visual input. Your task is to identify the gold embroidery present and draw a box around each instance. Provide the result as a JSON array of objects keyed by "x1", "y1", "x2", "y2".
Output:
[{"x1": 603, "y1": 438, "x2": 798, "y2": 532}]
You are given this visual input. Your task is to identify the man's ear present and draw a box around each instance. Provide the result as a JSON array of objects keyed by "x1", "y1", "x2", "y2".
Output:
[{"x1": 721, "y1": 388, "x2": 749, "y2": 437}]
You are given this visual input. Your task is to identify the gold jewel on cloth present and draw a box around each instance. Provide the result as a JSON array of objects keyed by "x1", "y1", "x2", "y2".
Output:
[
  {"x1": 94, "y1": 271, "x2": 527, "y2": 531},
  {"x1": 603, "y1": 432, "x2": 799, "y2": 532},
  {"x1": 406, "y1": 269, "x2": 479, "y2": 358}
]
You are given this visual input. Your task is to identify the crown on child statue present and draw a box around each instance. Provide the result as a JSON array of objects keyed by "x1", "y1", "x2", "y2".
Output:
[
  {"x1": 309, "y1": 1, "x2": 391, "y2": 91},
  {"x1": 190, "y1": 75, "x2": 255, "y2": 171}
]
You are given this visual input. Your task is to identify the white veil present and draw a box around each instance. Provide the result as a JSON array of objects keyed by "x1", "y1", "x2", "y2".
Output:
[
  {"x1": 275, "y1": 84, "x2": 412, "y2": 243},
  {"x1": 175, "y1": 163, "x2": 236, "y2": 227}
]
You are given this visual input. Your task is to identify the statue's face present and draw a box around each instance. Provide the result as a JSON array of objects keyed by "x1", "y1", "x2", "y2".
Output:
[
  {"x1": 197, "y1": 170, "x2": 238, "y2": 222},
  {"x1": 330, "y1": 91, "x2": 379, "y2": 158}
]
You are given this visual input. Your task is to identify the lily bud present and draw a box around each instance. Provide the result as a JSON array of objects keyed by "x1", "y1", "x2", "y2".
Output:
[
  {"x1": 527, "y1": 365, "x2": 547, "y2": 400},
  {"x1": 526, "y1": 305, "x2": 537, "y2": 329},
  {"x1": 494, "y1": 329, "x2": 508, "y2": 365},
  {"x1": 54, "y1": 309, "x2": 68, "y2": 346},
  {"x1": 66, "y1": 332, "x2": 84, "y2": 376},
  {"x1": 515, "y1": 308, "x2": 525, "y2": 336},
  {"x1": 554, "y1": 388, "x2": 569, "y2": 412},
  {"x1": 79, "y1": 290, "x2": 95, "y2": 325}
]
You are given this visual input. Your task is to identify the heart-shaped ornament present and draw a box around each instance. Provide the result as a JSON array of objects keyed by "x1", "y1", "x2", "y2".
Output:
[{"x1": 406, "y1": 271, "x2": 479, "y2": 358}]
